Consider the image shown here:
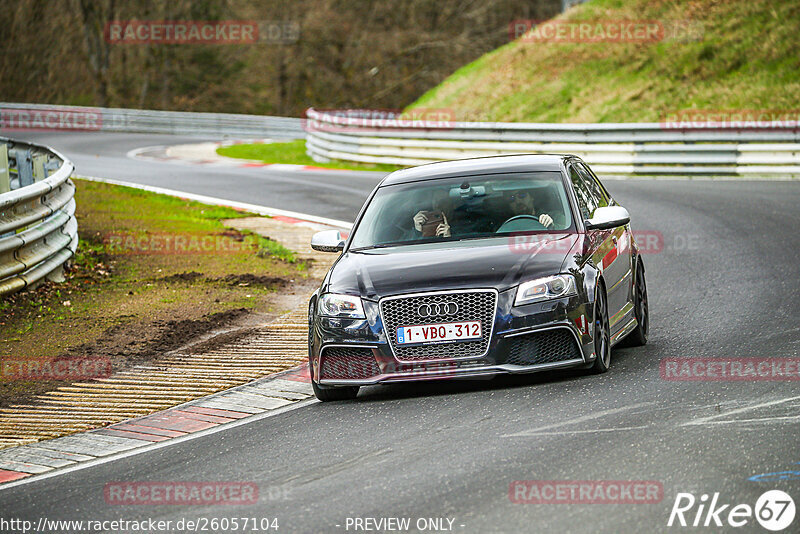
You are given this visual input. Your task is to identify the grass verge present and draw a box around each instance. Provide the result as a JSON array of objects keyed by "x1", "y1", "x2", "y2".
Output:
[
  {"x1": 408, "y1": 0, "x2": 800, "y2": 123},
  {"x1": 217, "y1": 139, "x2": 403, "y2": 172},
  {"x1": 0, "y1": 179, "x2": 307, "y2": 407}
]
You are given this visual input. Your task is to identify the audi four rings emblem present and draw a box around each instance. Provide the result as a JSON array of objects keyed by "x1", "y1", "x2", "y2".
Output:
[{"x1": 417, "y1": 302, "x2": 459, "y2": 317}]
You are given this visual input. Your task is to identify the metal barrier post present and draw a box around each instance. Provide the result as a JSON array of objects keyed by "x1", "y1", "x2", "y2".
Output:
[
  {"x1": 33, "y1": 154, "x2": 48, "y2": 181},
  {"x1": 17, "y1": 148, "x2": 33, "y2": 187},
  {"x1": 0, "y1": 143, "x2": 9, "y2": 194}
]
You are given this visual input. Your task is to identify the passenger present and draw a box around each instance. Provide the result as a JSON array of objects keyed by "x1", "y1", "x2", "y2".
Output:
[{"x1": 411, "y1": 189, "x2": 453, "y2": 238}]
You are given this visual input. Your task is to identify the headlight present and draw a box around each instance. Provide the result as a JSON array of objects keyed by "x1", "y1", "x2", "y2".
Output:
[
  {"x1": 318, "y1": 294, "x2": 366, "y2": 319},
  {"x1": 514, "y1": 275, "x2": 577, "y2": 306}
]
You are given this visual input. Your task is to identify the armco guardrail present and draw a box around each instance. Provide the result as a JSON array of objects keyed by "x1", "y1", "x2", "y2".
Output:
[
  {"x1": 305, "y1": 108, "x2": 800, "y2": 176},
  {"x1": 0, "y1": 137, "x2": 77, "y2": 296},
  {"x1": 0, "y1": 103, "x2": 305, "y2": 139}
]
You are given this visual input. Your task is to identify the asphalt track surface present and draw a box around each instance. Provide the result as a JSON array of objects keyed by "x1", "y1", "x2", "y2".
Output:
[
  {"x1": 1, "y1": 131, "x2": 799, "y2": 533},
  {"x1": 11, "y1": 131, "x2": 383, "y2": 222}
]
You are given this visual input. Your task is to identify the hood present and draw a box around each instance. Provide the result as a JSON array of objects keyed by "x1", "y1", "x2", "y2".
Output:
[{"x1": 326, "y1": 234, "x2": 579, "y2": 299}]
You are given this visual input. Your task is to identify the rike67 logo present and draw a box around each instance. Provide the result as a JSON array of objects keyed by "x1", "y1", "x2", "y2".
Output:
[{"x1": 668, "y1": 490, "x2": 795, "y2": 531}]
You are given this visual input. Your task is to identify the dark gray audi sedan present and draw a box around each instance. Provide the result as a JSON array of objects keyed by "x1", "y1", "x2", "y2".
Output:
[{"x1": 307, "y1": 155, "x2": 649, "y2": 401}]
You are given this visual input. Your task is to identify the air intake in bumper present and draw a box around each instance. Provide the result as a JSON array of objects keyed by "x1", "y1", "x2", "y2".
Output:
[
  {"x1": 505, "y1": 328, "x2": 582, "y2": 366},
  {"x1": 320, "y1": 346, "x2": 381, "y2": 380}
]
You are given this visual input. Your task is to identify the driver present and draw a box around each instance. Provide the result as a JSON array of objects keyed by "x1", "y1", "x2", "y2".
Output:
[
  {"x1": 507, "y1": 190, "x2": 559, "y2": 229},
  {"x1": 412, "y1": 189, "x2": 453, "y2": 237}
]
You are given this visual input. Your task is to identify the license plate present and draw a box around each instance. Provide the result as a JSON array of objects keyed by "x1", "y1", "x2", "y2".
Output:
[{"x1": 396, "y1": 321, "x2": 481, "y2": 345}]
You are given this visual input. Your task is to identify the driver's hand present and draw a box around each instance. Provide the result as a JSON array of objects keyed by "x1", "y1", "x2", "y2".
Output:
[
  {"x1": 539, "y1": 214, "x2": 554, "y2": 228},
  {"x1": 413, "y1": 211, "x2": 427, "y2": 232},
  {"x1": 436, "y1": 213, "x2": 451, "y2": 237}
]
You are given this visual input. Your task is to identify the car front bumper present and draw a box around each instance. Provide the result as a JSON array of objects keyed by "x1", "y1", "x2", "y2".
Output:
[{"x1": 311, "y1": 292, "x2": 597, "y2": 386}]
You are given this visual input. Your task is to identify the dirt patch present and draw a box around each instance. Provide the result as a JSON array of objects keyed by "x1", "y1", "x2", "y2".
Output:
[
  {"x1": 63, "y1": 307, "x2": 249, "y2": 365},
  {"x1": 159, "y1": 271, "x2": 205, "y2": 283},
  {"x1": 218, "y1": 274, "x2": 288, "y2": 288},
  {"x1": 157, "y1": 271, "x2": 289, "y2": 289},
  {"x1": 219, "y1": 229, "x2": 246, "y2": 241}
]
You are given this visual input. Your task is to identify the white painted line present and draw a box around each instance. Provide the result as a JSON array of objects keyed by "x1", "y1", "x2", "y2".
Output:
[
  {"x1": 265, "y1": 163, "x2": 303, "y2": 171},
  {"x1": 682, "y1": 395, "x2": 800, "y2": 427},
  {"x1": 686, "y1": 415, "x2": 800, "y2": 426},
  {"x1": 75, "y1": 175, "x2": 352, "y2": 229},
  {"x1": 502, "y1": 402, "x2": 656, "y2": 437},
  {"x1": 506, "y1": 425, "x2": 651, "y2": 436},
  {"x1": 0, "y1": 397, "x2": 318, "y2": 493}
]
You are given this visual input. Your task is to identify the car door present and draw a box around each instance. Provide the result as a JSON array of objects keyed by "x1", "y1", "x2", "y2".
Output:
[
  {"x1": 567, "y1": 163, "x2": 626, "y2": 331},
  {"x1": 576, "y1": 162, "x2": 633, "y2": 331}
]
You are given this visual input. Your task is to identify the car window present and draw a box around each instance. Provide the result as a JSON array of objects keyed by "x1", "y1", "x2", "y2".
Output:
[
  {"x1": 349, "y1": 172, "x2": 575, "y2": 250},
  {"x1": 576, "y1": 162, "x2": 609, "y2": 209},
  {"x1": 567, "y1": 164, "x2": 595, "y2": 220}
]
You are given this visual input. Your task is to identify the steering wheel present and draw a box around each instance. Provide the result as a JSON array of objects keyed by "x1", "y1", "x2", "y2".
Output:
[{"x1": 496, "y1": 214, "x2": 546, "y2": 233}]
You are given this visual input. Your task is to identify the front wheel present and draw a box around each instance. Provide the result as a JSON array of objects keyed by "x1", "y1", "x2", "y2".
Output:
[
  {"x1": 620, "y1": 261, "x2": 648, "y2": 347},
  {"x1": 312, "y1": 381, "x2": 360, "y2": 401},
  {"x1": 590, "y1": 284, "x2": 611, "y2": 373}
]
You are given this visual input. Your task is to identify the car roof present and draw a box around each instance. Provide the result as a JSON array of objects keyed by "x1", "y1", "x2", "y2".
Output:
[{"x1": 379, "y1": 154, "x2": 575, "y2": 186}]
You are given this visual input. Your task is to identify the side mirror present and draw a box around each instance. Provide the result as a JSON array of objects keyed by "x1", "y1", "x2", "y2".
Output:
[
  {"x1": 311, "y1": 230, "x2": 346, "y2": 252},
  {"x1": 586, "y1": 206, "x2": 630, "y2": 231}
]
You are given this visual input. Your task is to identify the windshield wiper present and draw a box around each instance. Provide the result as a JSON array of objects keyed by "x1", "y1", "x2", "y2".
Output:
[
  {"x1": 351, "y1": 237, "x2": 451, "y2": 251},
  {"x1": 350, "y1": 242, "x2": 407, "y2": 251}
]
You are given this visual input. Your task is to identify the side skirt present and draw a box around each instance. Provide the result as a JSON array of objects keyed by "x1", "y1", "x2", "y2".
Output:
[{"x1": 610, "y1": 317, "x2": 638, "y2": 347}]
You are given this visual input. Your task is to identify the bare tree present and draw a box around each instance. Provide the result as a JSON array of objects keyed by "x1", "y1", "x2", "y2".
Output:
[
  {"x1": 1, "y1": 0, "x2": 564, "y2": 115},
  {"x1": 72, "y1": 0, "x2": 115, "y2": 106}
]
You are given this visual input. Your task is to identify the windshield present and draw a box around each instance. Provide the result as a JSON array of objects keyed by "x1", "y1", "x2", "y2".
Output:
[{"x1": 349, "y1": 172, "x2": 574, "y2": 250}]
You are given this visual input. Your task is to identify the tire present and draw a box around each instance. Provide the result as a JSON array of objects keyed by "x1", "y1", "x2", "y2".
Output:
[
  {"x1": 619, "y1": 261, "x2": 649, "y2": 347},
  {"x1": 312, "y1": 381, "x2": 360, "y2": 402},
  {"x1": 590, "y1": 283, "x2": 611, "y2": 373}
]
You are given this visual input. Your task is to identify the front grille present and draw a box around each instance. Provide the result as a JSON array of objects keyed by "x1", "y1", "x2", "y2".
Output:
[
  {"x1": 380, "y1": 290, "x2": 497, "y2": 361},
  {"x1": 320, "y1": 347, "x2": 381, "y2": 380},
  {"x1": 506, "y1": 328, "x2": 582, "y2": 366}
]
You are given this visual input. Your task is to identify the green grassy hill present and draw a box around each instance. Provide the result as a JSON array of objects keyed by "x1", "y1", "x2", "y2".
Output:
[{"x1": 408, "y1": 0, "x2": 800, "y2": 123}]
